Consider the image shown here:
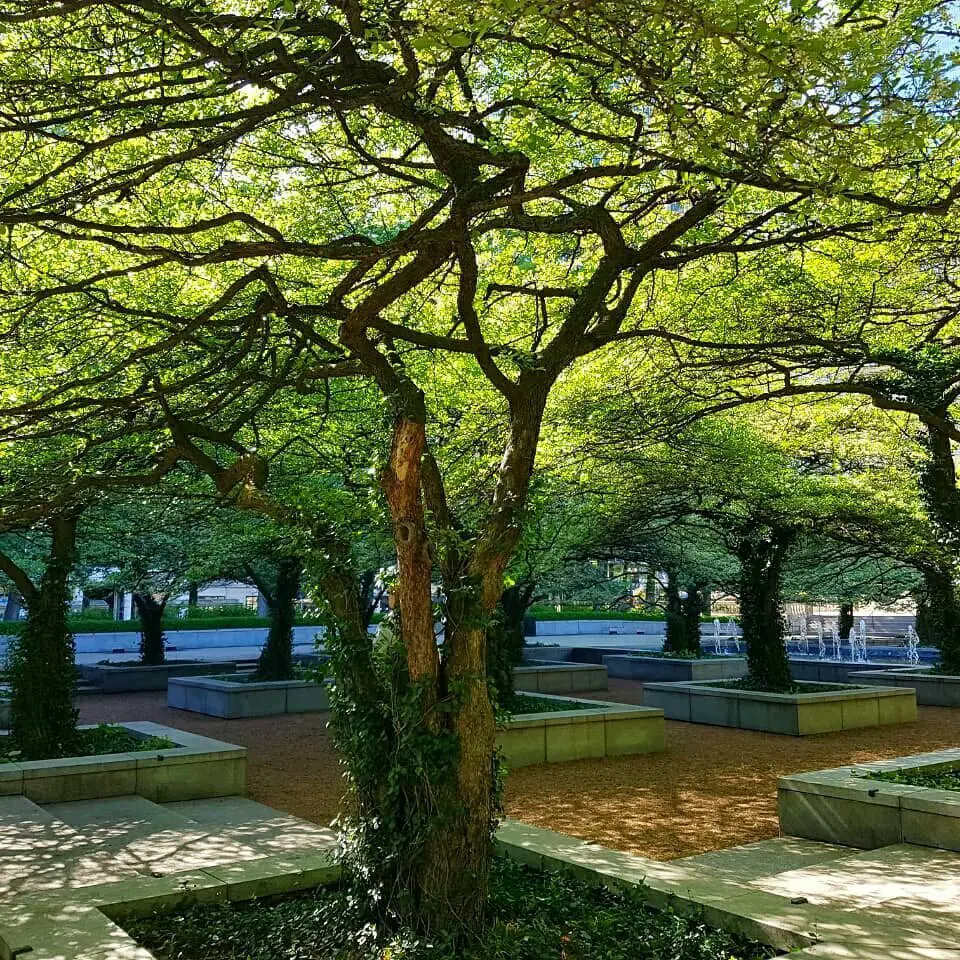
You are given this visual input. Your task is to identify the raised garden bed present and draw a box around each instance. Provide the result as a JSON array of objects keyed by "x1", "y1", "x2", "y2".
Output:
[
  {"x1": 604, "y1": 654, "x2": 747, "y2": 683},
  {"x1": 497, "y1": 693, "x2": 664, "y2": 767},
  {"x1": 779, "y1": 748, "x2": 960, "y2": 850},
  {"x1": 0, "y1": 721, "x2": 246, "y2": 803},
  {"x1": 642, "y1": 679, "x2": 917, "y2": 736},
  {"x1": 514, "y1": 662, "x2": 608, "y2": 693},
  {"x1": 77, "y1": 658, "x2": 245, "y2": 693},
  {"x1": 168, "y1": 674, "x2": 330, "y2": 718},
  {"x1": 788, "y1": 658, "x2": 905, "y2": 684},
  {"x1": 122, "y1": 854, "x2": 771, "y2": 960},
  {"x1": 850, "y1": 666, "x2": 960, "y2": 706}
]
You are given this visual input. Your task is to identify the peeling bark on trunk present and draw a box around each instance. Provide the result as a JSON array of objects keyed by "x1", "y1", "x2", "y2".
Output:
[{"x1": 381, "y1": 415, "x2": 439, "y2": 692}]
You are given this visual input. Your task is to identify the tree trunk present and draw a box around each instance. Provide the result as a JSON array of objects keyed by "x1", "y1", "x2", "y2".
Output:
[
  {"x1": 257, "y1": 557, "x2": 301, "y2": 681},
  {"x1": 838, "y1": 602, "x2": 854, "y2": 640},
  {"x1": 134, "y1": 593, "x2": 167, "y2": 665},
  {"x1": 737, "y1": 525, "x2": 794, "y2": 692},
  {"x1": 9, "y1": 514, "x2": 79, "y2": 760},
  {"x1": 188, "y1": 582, "x2": 200, "y2": 608},
  {"x1": 918, "y1": 424, "x2": 960, "y2": 672}
]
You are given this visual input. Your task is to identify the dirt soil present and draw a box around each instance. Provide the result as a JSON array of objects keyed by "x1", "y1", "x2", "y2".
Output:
[{"x1": 79, "y1": 678, "x2": 960, "y2": 861}]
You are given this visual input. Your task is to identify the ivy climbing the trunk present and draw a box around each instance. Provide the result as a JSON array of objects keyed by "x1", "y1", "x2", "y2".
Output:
[
  {"x1": 736, "y1": 523, "x2": 795, "y2": 692},
  {"x1": 133, "y1": 593, "x2": 167, "y2": 665},
  {"x1": 7, "y1": 513, "x2": 79, "y2": 760}
]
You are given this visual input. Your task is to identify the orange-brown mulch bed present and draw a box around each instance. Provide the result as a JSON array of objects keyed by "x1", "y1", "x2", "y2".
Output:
[{"x1": 79, "y1": 678, "x2": 960, "y2": 861}]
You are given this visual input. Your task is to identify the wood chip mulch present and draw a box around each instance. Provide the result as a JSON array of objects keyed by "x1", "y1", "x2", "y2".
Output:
[{"x1": 78, "y1": 679, "x2": 960, "y2": 861}]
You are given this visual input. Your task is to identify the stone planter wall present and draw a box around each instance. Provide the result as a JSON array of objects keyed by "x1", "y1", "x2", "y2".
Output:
[
  {"x1": 603, "y1": 655, "x2": 747, "y2": 683},
  {"x1": 513, "y1": 663, "x2": 608, "y2": 693},
  {"x1": 168, "y1": 675, "x2": 330, "y2": 718},
  {"x1": 0, "y1": 722, "x2": 246, "y2": 803},
  {"x1": 778, "y1": 748, "x2": 960, "y2": 851},
  {"x1": 642, "y1": 680, "x2": 917, "y2": 736},
  {"x1": 77, "y1": 659, "x2": 243, "y2": 693},
  {"x1": 497, "y1": 695, "x2": 664, "y2": 767},
  {"x1": 788, "y1": 659, "x2": 903, "y2": 685},
  {"x1": 851, "y1": 668, "x2": 960, "y2": 706}
]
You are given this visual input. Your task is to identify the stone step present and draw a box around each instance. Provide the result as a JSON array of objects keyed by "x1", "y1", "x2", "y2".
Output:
[
  {"x1": 0, "y1": 795, "x2": 138, "y2": 898},
  {"x1": 166, "y1": 796, "x2": 337, "y2": 855},
  {"x1": 671, "y1": 836, "x2": 855, "y2": 883}
]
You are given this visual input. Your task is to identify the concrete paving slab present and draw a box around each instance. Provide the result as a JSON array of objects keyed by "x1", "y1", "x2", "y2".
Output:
[{"x1": 671, "y1": 837, "x2": 852, "y2": 882}]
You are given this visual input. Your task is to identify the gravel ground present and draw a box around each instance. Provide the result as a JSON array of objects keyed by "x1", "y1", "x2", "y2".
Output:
[{"x1": 79, "y1": 679, "x2": 960, "y2": 861}]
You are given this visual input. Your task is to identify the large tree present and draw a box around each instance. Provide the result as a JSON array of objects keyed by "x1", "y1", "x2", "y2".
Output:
[{"x1": 1, "y1": 0, "x2": 958, "y2": 934}]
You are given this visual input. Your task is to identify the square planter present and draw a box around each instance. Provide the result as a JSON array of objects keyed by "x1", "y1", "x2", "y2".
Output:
[
  {"x1": 513, "y1": 663, "x2": 608, "y2": 694},
  {"x1": 77, "y1": 659, "x2": 245, "y2": 693},
  {"x1": 789, "y1": 658, "x2": 906, "y2": 685},
  {"x1": 778, "y1": 748, "x2": 960, "y2": 851},
  {"x1": 168, "y1": 676, "x2": 330, "y2": 718},
  {"x1": 850, "y1": 667, "x2": 960, "y2": 706},
  {"x1": 642, "y1": 680, "x2": 917, "y2": 735},
  {"x1": 497, "y1": 694, "x2": 664, "y2": 767},
  {"x1": 603, "y1": 655, "x2": 747, "y2": 682},
  {"x1": 0, "y1": 722, "x2": 246, "y2": 803}
]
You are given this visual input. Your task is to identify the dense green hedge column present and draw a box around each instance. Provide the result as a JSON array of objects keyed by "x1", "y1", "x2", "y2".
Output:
[
  {"x1": 736, "y1": 525, "x2": 794, "y2": 693},
  {"x1": 918, "y1": 424, "x2": 960, "y2": 673},
  {"x1": 10, "y1": 514, "x2": 79, "y2": 760},
  {"x1": 680, "y1": 583, "x2": 705, "y2": 657},
  {"x1": 257, "y1": 557, "x2": 301, "y2": 681},
  {"x1": 487, "y1": 579, "x2": 535, "y2": 707},
  {"x1": 919, "y1": 567, "x2": 960, "y2": 674},
  {"x1": 662, "y1": 573, "x2": 686, "y2": 653},
  {"x1": 133, "y1": 593, "x2": 167, "y2": 665}
]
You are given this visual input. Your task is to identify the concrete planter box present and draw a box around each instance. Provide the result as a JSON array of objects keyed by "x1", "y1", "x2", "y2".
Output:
[
  {"x1": 168, "y1": 675, "x2": 330, "y2": 718},
  {"x1": 497, "y1": 694, "x2": 664, "y2": 767},
  {"x1": 788, "y1": 658, "x2": 906, "y2": 685},
  {"x1": 642, "y1": 680, "x2": 917, "y2": 735},
  {"x1": 77, "y1": 659, "x2": 243, "y2": 693},
  {"x1": 0, "y1": 721, "x2": 246, "y2": 803},
  {"x1": 514, "y1": 662, "x2": 608, "y2": 693},
  {"x1": 603, "y1": 655, "x2": 747, "y2": 683},
  {"x1": 850, "y1": 667, "x2": 960, "y2": 706},
  {"x1": 779, "y1": 748, "x2": 960, "y2": 851}
]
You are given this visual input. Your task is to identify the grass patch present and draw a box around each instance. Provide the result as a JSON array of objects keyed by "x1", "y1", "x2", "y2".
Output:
[
  {"x1": 124, "y1": 855, "x2": 773, "y2": 960},
  {"x1": 508, "y1": 693, "x2": 595, "y2": 714},
  {"x1": 0, "y1": 723, "x2": 174, "y2": 764},
  {"x1": 864, "y1": 766, "x2": 960, "y2": 793}
]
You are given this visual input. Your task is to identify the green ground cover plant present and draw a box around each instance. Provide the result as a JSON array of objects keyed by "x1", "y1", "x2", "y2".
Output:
[
  {"x1": 865, "y1": 766, "x2": 960, "y2": 793},
  {"x1": 508, "y1": 694, "x2": 595, "y2": 714},
  {"x1": 0, "y1": 723, "x2": 174, "y2": 764},
  {"x1": 125, "y1": 856, "x2": 773, "y2": 960}
]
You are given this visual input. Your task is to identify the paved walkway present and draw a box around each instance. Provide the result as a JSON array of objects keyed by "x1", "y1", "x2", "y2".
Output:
[
  {"x1": 0, "y1": 793, "x2": 337, "y2": 959},
  {"x1": 3, "y1": 791, "x2": 957, "y2": 958},
  {"x1": 499, "y1": 820, "x2": 960, "y2": 959}
]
